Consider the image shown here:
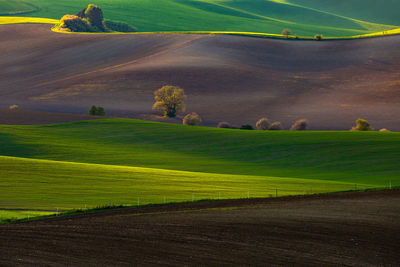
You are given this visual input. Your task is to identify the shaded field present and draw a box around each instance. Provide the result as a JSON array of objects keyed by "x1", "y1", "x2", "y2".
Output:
[
  {"x1": 1, "y1": 190, "x2": 399, "y2": 266},
  {"x1": 1, "y1": 119, "x2": 399, "y2": 186},
  {"x1": 1, "y1": 24, "x2": 400, "y2": 130},
  {"x1": 15, "y1": 0, "x2": 399, "y2": 36}
]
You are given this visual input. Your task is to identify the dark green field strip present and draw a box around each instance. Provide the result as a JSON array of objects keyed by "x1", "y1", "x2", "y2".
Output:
[{"x1": 0, "y1": 119, "x2": 399, "y2": 185}]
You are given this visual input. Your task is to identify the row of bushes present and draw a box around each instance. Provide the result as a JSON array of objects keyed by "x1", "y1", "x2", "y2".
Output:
[
  {"x1": 182, "y1": 113, "x2": 389, "y2": 132},
  {"x1": 182, "y1": 113, "x2": 307, "y2": 131},
  {"x1": 217, "y1": 118, "x2": 308, "y2": 131}
]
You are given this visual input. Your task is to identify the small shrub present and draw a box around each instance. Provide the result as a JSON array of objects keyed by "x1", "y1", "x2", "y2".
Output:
[
  {"x1": 97, "y1": 106, "x2": 106, "y2": 116},
  {"x1": 281, "y1": 28, "x2": 291, "y2": 38},
  {"x1": 269, "y1": 121, "x2": 282, "y2": 130},
  {"x1": 218, "y1": 121, "x2": 231, "y2": 128},
  {"x1": 240, "y1": 124, "x2": 253, "y2": 130},
  {"x1": 379, "y1": 128, "x2": 390, "y2": 132},
  {"x1": 103, "y1": 19, "x2": 137, "y2": 32},
  {"x1": 9, "y1": 104, "x2": 19, "y2": 110},
  {"x1": 256, "y1": 117, "x2": 271, "y2": 130},
  {"x1": 351, "y1": 118, "x2": 373, "y2": 131},
  {"x1": 88, "y1": 105, "x2": 98, "y2": 116},
  {"x1": 88, "y1": 105, "x2": 105, "y2": 116},
  {"x1": 183, "y1": 112, "x2": 202, "y2": 126},
  {"x1": 314, "y1": 34, "x2": 323, "y2": 41},
  {"x1": 290, "y1": 119, "x2": 308, "y2": 130}
]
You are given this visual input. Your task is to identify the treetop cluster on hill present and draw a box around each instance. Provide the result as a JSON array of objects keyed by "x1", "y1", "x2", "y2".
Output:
[{"x1": 58, "y1": 4, "x2": 137, "y2": 33}]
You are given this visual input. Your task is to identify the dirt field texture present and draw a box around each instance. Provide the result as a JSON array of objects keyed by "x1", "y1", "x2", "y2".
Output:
[
  {"x1": 0, "y1": 190, "x2": 399, "y2": 266},
  {"x1": 1, "y1": 24, "x2": 400, "y2": 130}
]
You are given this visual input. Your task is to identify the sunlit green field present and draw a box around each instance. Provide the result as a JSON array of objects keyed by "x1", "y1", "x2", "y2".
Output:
[
  {"x1": 0, "y1": 119, "x2": 398, "y2": 221},
  {"x1": 2, "y1": 0, "x2": 399, "y2": 37},
  {"x1": 0, "y1": 210, "x2": 53, "y2": 223}
]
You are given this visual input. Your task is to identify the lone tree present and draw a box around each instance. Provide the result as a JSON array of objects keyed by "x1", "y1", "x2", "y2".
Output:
[
  {"x1": 256, "y1": 117, "x2": 271, "y2": 130},
  {"x1": 351, "y1": 118, "x2": 373, "y2": 131},
  {"x1": 153, "y1": 85, "x2": 186, "y2": 117},
  {"x1": 183, "y1": 112, "x2": 202, "y2": 126},
  {"x1": 281, "y1": 28, "x2": 291, "y2": 38}
]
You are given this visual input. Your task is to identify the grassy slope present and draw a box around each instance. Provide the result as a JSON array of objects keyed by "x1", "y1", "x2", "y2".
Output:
[
  {"x1": 288, "y1": 0, "x2": 400, "y2": 26},
  {"x1": 14, "y1": 0, "x2": 398, "y2": 37},
  {"x1": 0, "y1": 119, "x2": 398, "y2": 219},
  {"x1": 0, "y1": 119, "x2": 398, "y2": 185},
  {"x1": 0, "y1": 210, "x2": 53, "y2": 221},
  {"x1": 0, "y1": 0, "x2": 37, "y2": 15},
  {"x1": 0, "y1": 155, "x2": 361, "y2": 210}
]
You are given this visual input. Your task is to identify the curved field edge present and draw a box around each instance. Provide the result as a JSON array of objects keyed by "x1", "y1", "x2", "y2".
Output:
[
  {"x1": 1, "y1": 17, "x2": 400, "y2": 40},
  {"x1": 0, "y1": 155, "x2": 377, "y2": 221}
]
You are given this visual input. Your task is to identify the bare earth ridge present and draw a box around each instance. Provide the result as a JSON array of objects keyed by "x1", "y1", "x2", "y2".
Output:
[
  {"x1": 0, "y1": 190, "x2": 399, "y2": 266},
  {"x1": 1, "y1": 24, "x2": 400, "y2": 130}
]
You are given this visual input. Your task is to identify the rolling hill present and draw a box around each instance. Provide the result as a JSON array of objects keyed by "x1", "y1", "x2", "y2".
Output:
[
  {"x1": 1, "y1": 24, "x2": 400, "y2": 131},
  {"x1": 0, "y1": 118, "x2": 398, "y2": 214},
  {"x1": 10, "y1": 0, "x2": 400, "y2": 36}
]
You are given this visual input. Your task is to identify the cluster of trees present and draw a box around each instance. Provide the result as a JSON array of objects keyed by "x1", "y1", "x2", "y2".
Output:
[
  {"x1": 59, "y1": 4, "x2": 137, "y2": 33},
  {"x1": 88, "y1": 105, "x2": 106, "y2": 116}
]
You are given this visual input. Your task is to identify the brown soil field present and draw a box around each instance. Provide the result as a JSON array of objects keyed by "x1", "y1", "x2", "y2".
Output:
[
  {"x1": 0, "y1": 107, "x2": 100, "y2": 125},
  {"x1": 1, "y1": 190, "x2": 399, "y2": 266},
  {"x1": 1, "y1": 24, "x2": 400, "y2": 130}
]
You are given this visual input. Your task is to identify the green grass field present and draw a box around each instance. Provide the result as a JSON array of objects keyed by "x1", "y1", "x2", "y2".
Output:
[
  {"x1": 2, "y1": 0, "x2": 399, "y2": 37},
  {"x1": 0, "y1": 119, "x2": 398, "y2": 221},
  {"x1": 0, "y1": 0, "x2": 37, "y2": 15}
]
